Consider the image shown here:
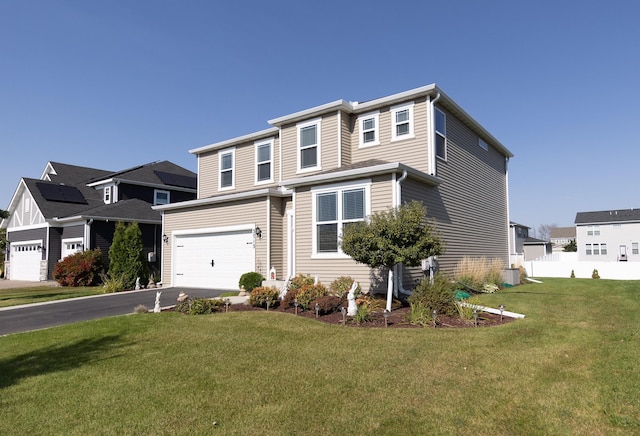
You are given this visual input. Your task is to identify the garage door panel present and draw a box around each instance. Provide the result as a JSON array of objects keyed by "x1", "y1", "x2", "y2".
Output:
[
  {"x1": 174, "y1": 230, "x2": 254, "y2": 289},
  {"x1": 11, "y1": 242, "x2": 42, "y2": 281}
]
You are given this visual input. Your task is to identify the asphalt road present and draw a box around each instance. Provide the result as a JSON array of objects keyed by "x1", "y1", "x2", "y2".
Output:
[{"x1": 0, "y1": 287, "x2": 225, "y2": 336}]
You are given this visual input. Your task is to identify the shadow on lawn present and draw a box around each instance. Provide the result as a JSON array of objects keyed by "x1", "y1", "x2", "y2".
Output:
[{"x1": 0, "y1": 335, "x2": 126, "y2": 388}]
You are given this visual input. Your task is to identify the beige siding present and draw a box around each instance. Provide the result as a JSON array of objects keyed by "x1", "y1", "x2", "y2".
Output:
[
  {"x1": 402, "y1": 106, "x2": 509, "y2": 274},
  {"x1": 161, "y1": 198, "x2": 269, "y2": 287},
  {"x1": 340, "y1": 111, "x2": 352, "y2": 166},
  {"x1": 351, "y1": 98, "x2": 430, "y2": 173},
  {"x1": 196, "y1": 139, "x2": 279, "y2": 198},
  {"x1": 269, "y1": 196, "x2": 285, "y2": 276}
]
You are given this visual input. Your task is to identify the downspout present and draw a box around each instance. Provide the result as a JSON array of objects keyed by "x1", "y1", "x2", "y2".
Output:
[
  {"x1": 505, "y1": 157, "x2": 512, "y2": 266},
  {"x1": 337, "y1": 110, "x2": 342, "y2": 168},
  {"x1": 84, "y1": 219, "x2": 93, "y2": 250},
  {"x1": 266, "y1": 195, "x2": 271, "y2": 276},
  {"x1": 429, "y1": 92, "x2": 442, "y2": 176},
  {"x1": 393, "y1": 170, "x2": 409, "y2": 297},
  {"x1": 278, "y1": 127, "x2": 283, "y2": 183}
]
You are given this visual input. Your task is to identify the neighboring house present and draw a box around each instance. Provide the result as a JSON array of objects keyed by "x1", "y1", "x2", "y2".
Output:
[
  {"x1": 575, "y1": 209, "x2": 640, "y2": 262},
  {"x1": 509, "y1": 221, "x2": 530, "y2": 266},
  {"x1": 155, "y1": 84, "x2": 514, "y2": 294},
  {"x1": 523, "y1": 237, "x2": 552, "y2": 260},
  {"x1": 550, "y1": 226, "x2": 576, "y2": 251},
  {"x1": 1, "y1": 161, "x2": 196, "y2": 281}
]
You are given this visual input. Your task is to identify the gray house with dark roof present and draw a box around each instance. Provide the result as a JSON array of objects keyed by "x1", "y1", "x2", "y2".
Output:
[
  {"x1": 575, "y1": 208, "x2": 640, "y2": 262},
  {"x1": 1, "y1": 161, "x2": 196, "y2": 281}
]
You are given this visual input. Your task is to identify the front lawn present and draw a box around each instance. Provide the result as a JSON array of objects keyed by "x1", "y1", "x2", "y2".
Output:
[
  {"x1": 0, "y1": 278, "x2": 638, "y2": 434},
  {"x1": 0, "y1": 285, "x2": 103, "y2": 308}
]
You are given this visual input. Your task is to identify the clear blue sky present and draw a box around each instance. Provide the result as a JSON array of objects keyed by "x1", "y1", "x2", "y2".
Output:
[{"x1": 2, "y1": 0, "x2": 639, "y2": 234}]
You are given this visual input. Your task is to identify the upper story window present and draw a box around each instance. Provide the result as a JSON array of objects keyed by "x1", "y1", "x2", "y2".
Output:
[
  {"x1": 633, "y1": 242, "x2": 639, "y2": 255},
  {"x1": 478, "y1": 138, "x2": 489, "y2": 151},
  {"x1": 219, "y1": 148, "x2": 235, "y2": 190},
  {"x1": 435, "y1": 107, "x2": 446, "y2": 159},
  {"x1": 358, "y1": 112, "x2": 380, "y2": 147},
  {"x1": 24, "y1": 197, "x2": 30, "y2": 213},
  {"x1": 154, "y1": 190, "x2": 170, "y2": 205},
  {"x1": 587, "y1": 225, "x2": 600, "y2": 236},
  {"x1": 103, "y1": 186, "x2": 112, "y2": 204},
  {"x1": 255, "y1": 139, "x2": 273, "y2": 184},
  {"x1": 312, "y1": 181, "x2": 370, "y2": 257},
  {"x1": 391, "y1": 103, "x2": 414, "y2": 141},
  {"x1": 298, "y1": 118, "x2": 321, "y2": 172}
]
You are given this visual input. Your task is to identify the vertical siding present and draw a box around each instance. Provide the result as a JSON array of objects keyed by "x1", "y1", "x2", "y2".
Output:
[
  {"x1": 351, "y1": 98, "x2": 430, "y2": 173},
  {"x1": 161, "y1": 198, "x2": 269, "y2": 286},
  {"x1": 402, "y1": 106, "x2": 509, "y2": 274}
]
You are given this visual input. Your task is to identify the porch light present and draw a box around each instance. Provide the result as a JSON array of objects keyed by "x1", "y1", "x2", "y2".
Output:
[
  {"x1": 162, "y1": 233, "x2": 169, "y2": 244},
  {"x1": 255, "y1": 226, "x2": 262, "y2": 239}
]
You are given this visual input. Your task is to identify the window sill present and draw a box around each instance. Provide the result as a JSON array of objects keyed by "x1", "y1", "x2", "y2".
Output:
[{"x1": 391, "y1": 134, "x2": 415, "y2": 143}]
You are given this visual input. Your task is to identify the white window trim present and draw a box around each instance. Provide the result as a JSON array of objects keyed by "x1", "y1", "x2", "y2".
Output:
[
  {"x1": 297, "y1": 118, "x2": 322, "y2": 173},
  {"x1": 311, "y1": 179, "x2": 371, "y2": 259},
  {"x1": 435, "y1": 107, "x2": 447, "y2": 160},
  {"x1": 61, "y1": 237, "x2": 84, "y2": 259},
  {"x1": 358, "y1": 111, "x2": 380, "y2": 148},
  {"x1": 103, "y1": 186, "x2": 111, "y2": 204},
  {"x1": 255, "y1": 138, "x2": 274, "y2": 185},
  {"x1": 391, "y1": 102, "x2": 415, "y2": 142},
  {"x1": 154, "y1": 189, "x2": 170, "y2": 205},
  {"x1": 218, "y1": 147, "x2": 235, "y2": 191}
]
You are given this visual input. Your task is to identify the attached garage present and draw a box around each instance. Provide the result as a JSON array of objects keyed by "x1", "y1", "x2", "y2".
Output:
[
  {"x1": 173, "y1": 227, "x2": 255, "y2": 290},
  {"x1": 9, "y1": 241, "x2": 43, "y2": 281}
]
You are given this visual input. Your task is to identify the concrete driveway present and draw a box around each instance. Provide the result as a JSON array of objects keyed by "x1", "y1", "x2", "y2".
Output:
[
  {"x1": 0, "y1": 279, "x2": 59, "y2": 290},
  {"x1": 0, "y1": 282, "x2": 235, "y2": 336}
]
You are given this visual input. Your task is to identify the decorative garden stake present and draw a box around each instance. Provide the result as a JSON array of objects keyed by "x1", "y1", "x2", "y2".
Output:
[
  {"x1": 294, "y1": 298, "x2": 298, "y2": 315},
  {"x1": 473, "y1": 309, "x2": 478, "y2": 327},
  {"x1": 432, "y1": 309, "x2": 437, "y2": 328},
  {"x1": 341, "y1": 306, "x2": 346, "y2": 325},
  {"x1": 499, "y1": 304, "x2": 505, "y2": 322},
  {"x1": 383, "y1": 309, "x2": 390, "y2": 328},
  {"x1": 315, "y1": 302, "x2": 320, "y2": 318},
  {"x1": 266, "y1": 296, "x2": 271, "y2": 311},
  {"x1": 346, "y1": 281, "x2": 359, "y2": 316},
  {"x1": 225, "y1": 298, "x2": 231, "y2": 313}
]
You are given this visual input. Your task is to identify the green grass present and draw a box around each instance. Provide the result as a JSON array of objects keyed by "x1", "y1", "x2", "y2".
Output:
[
  {"x1": 0, "y1": 285, "x2": 103, "y2": 308},
  {"x1": 0, "y1": 278, "x2": 639, "y2": 434}
]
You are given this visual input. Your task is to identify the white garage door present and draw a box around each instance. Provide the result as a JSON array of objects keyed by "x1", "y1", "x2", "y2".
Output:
[
  {"x1": 10, "y1": 241, "x2": 43, "y2": 281},
  {"x1": 174, "y1": 229, "x2": 255, "y2": 290}
]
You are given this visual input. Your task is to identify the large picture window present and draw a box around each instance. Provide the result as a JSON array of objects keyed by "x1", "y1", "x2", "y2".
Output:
[{"x1": 313, "y1": 181, "x2": 369, "y2": 256}]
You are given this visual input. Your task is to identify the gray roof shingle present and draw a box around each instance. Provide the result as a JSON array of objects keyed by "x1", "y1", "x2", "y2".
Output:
[{"x1": 575, "y1": 209, "x2": 640, "y2": 224}]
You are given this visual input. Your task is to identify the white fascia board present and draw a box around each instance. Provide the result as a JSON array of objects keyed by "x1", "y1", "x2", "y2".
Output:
[
  {"x1": 281, "y1": 162, "x2": 442, "y2": 189},
  {"x1": 87, "y1": 178, "x2": 195, "y2": 193},
  {"x1": 86, "y1": 178, "x2": 115, "y2": 187},
  {"x1": 268, "y1": 100, "x2": 352, "y2": 126},
  {"x1": 189, "y1": 127, "x2": 279, "y2": 155},
  {"x1": 1, "y1": 179, "x2": 27, "y2": 227},
  {"x1": 353, "y1": 84, "x2": 438, "y2": 113},
  {"x1": 153, "y1": 187, "x2": 289, "y2": 212},
  {"x1": 53, "y1": 215, "x2": 160, "y2": 225}
]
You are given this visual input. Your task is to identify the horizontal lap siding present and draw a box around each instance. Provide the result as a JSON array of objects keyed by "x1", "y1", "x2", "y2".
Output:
[
  {"x1": 351, "y1": 98, "x2": 430, "y2": 173},
  {"x1": 269, "y1": 197, "x2": 285, "y2": 277},
  {"x1": 413, "y1": 107, "x2": 508, "y2": 273},
  {"x1": 294, "y1": 176, "x2": 393, "y2": 294},
  {"x1": 162, "y1": 199, "x2": 268, "y2": 286},
  {"x1": 341, "y1": 112, "x2": 352, "y2": 166},
  {"x1": 197, "y1": 152, "x2": 217, "y2": 198}
]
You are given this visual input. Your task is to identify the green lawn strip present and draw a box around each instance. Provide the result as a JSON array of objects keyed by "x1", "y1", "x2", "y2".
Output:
[
  {"x1": 0, "y1": 285, "x2": 103, "y2": 307},
  {"x1": 0, "y1": 279, "x2": 638, "y2": 434}
]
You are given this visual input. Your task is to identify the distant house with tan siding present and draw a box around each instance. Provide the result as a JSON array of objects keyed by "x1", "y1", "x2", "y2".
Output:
[
  {"x1": 154, "y1": 84, "x2": 514, "y2": 297},
  {"x1": 550, "y1": 226, "x2": 576, "y2": 252}
]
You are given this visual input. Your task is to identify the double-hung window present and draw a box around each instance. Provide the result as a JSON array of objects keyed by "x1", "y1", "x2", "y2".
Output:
[
  {"x1": 219, "y1": 148, "x2": 235, "y2": 190},
  {"x1": 358, "y1": 112, "x2": 379, "y2": 147},
  {"x1": 313, "y1": 181, "x2": 369, "y2": 256},
  {"x1": 391, "y1": 103, "x2": 414, "y2": 141},
  {"x1": 633, "y1": 242, "x2": 639, "y2": 255},
  {"x1": 103, "y1": 186, "x2": 111, "y2": 204},
  {"x1": 298, "y1": 118, "x2": 321, "y2": 171},
  {"x1": 255, "y1": 139, "x2": 273, "y2": 184},
  {"x1": 586, "y1": 243, "x2": 592, "y2": 255},
  {"x1": 435, "y1": 107, "x2": 446, "y2": 159},
  {"x1": 154, "y1": 189, "x2": 170, "y2": 205},
  {"x1": 587, "y1": 225, "x2": 600, "y2": 236}
]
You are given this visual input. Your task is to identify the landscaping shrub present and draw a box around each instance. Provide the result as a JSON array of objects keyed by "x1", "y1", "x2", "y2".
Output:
[
  {"x1": 408, "y1": 274, "x2": 457, "y2": 316},
  {"x1": 100, "y1": 274, "x2": 125, "y2": 293},
  {"x1": 287, "y1": 273, "x2": 316, "y2": 291},
  {"x1": 249, "y1": 286, "x2": 280, "y2": 308},
  {"x1": 353, "y1": 303, "x2": 372, "y2": 324},
  {"x1": 329, "y1": 276, "x2": 361, "y2": 298},
  {"x1": 175, "y1": 298, "x2": 223, "y2": 315},
  {"x1": 592, "y1": 269, "x2": 600, "y2": 279},
  {"x1": 405, "y1": 301, "x2": 433, "y2": 327},
  {"x1": 571, "y1": 269, "x2": 576, "y2": 278},
  {"x1": 239, "y1": 272, "x2": 265, "y2": 292},
  {"x1": 518, "y1": 265, "x2": 528, "y2": 284},
  {"x1": 53, "y1": 249, "x2": 103, "y2": 287},
  {"x1": 108, "y1": 221, "x2": 148, "y2": 290},
  {"x1": 281, "y1": 286, "x2": 300, "y2": 309},
  {"x1": 312, "y1": 295, "x2": 344, "y2": 315},
  {"x1": 454, "y1": 257, "x2": 504, "y2": 290},
  {"x1": 295, "y1": 283, "x2": 328, "y2": 310}
]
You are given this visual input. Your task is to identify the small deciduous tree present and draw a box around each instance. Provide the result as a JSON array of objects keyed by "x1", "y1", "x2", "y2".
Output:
[
  {"x1": 108, "y1": 222, "x2": 148, "y2": 290},
  {"x1": 341, "y1": 200, "x2": 444, "y2": 311}
]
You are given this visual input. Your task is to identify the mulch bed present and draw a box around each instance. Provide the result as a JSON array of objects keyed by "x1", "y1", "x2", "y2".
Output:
[{"x1": 214, "y1": 303, "x2": 514, "y2": 329}]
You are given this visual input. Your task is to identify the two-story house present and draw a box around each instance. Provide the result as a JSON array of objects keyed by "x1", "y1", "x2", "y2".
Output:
[
  {"x1": 155, "y1": 84, "x2": 514, "y2": 296},
  {"x1": 575, "y1": 209, "x2": 640, "y2": 262},
  {"x1": 550, "y1": 226, "x2": 576, "y2": 252},
  {"x1": 1, "y1": 161, "x2": 196, "y2": 281}
]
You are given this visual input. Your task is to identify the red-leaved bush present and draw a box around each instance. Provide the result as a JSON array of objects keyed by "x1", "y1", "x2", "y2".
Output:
[{"x1": 53, "y1": 249, "x2": 104, "y2": 287}]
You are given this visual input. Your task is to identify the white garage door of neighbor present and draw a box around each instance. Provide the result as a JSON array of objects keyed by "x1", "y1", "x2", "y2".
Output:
[
  {"x1": 174, "y1": 230, "x2": 255, "y2": 289},
  {"x1": 11, "y1": 242, "x2": 43, "y2": 281}
]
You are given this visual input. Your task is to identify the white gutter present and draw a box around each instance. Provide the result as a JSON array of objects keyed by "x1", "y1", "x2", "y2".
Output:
[
  {"x1": 337, "y1": 110, "x2": 342, "y2": 168},
  {"x1": 84, "y1": 219, "x2": 93, "y2": 251},
  {"x1": 392, "y1": 170, "x2": 409, "y2": 303},
  {"x1": 429, "y1": 92, "x2": 442, "y2": 175}
]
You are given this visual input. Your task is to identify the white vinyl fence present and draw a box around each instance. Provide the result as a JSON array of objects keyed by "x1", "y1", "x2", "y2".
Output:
[{"x1": 524, "y1": 252, "x2": 640, "y2": 280}]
